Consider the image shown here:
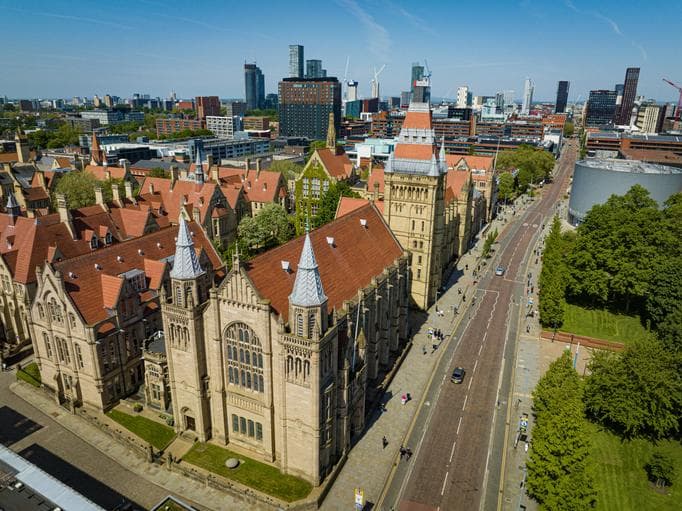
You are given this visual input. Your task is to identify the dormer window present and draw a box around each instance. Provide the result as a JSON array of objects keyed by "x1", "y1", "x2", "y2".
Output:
[
  {"x1": 105, "y1": 232, "x2": 113, "y2": 245},
  {"x1": 90, "y1": 235, "x2": 98, "y2": 250}
]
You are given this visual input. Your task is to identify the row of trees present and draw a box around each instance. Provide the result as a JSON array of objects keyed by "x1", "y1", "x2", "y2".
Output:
[
  {"x1": 538, "y1": 216, "x2": 574, "y2": 328},
  {"x1": 52, "y1": 171, "x2": 132, "y2": 209},
  {"x1": 526, "y1": 351, "x2": 597, "y2": 510},
  {"x1": 28, "y1": 123, "x2": 81, "y2": 149},
  {"x1": 496, "y1": 145, "x2": 556, "y2": 201}
]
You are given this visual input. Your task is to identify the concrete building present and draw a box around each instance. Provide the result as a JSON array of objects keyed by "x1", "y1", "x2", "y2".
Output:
[
  {"x1": 196, "y1": 96, "x2": 220, "y2": 120},
  {"x1": 155, "y1": 118, "x2": 204, "y2": 137},
  {"x1": 187, "y1": 137, "x2": 270, "y2": 163},
  {"x1": 555, "y1": 81, "x2": 570, "y2": 114},
  {"x1": 635, "y1": 103, "x2": 665, "y2": 133},
  {"x1": 456, "y1": 86, "x2": 471, "y2": 108},
  {"x1": 289, "y1": 44, "x2": 304, "y2": 78},
  {"x1": 162, "y1": 201, "x2": 410, "y2": 485},
  {"x1": 244, "y1": 63, "x2": 265, "y2": 111},
  {"x1": 206, "y1": 116, "x2": 241, "y2": 139},
  {"x1": 278, "y1": 77, "x2": 341, "y2": 141},
  {"x1": 568, "y1": 159, "x2": 682, "y2": 224},
  {"x1": 81, "y1": 110, "x2": 123, "y2": 126},
  {"x1": 346, "y1": 80, "x2": 359, "y2": 102},
  {"x1": 521, "y1": 78, "x2": 534, "y2": 115},
  {"x1": 224, "y1": 101, "x2": 247, "y2": 118}
]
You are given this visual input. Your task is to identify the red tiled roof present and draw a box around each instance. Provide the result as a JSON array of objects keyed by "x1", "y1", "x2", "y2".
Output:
[
  {"x1": 245, "y1": 203, "x2": 403, "y2": 321},
  {"x1": 367, "y1": 167, "x2": 385, "y2": 194},
  {"x1": 24, "y1": 187, "x2": 50, "y2": 201},
  {"x1": 401, "y1": 110, "x2": 432, "y2": 130},
  {"x1": 54, "y1": 222, "x2": 222, "y2": 324},
  {"x1": 394, "y1": 144, "x2": 437, "y2": 160},
  {"x1": 316, "y1": 148, "x2": 353, "y2": 179},
  {"x1": 446, "y1": 155, "x2": 494, "y2": 171},
  {"x1": 446, "y1": 169, "x2": 470, "y2": 203},
  {"x1": 84, "y1": 164, "x2": 128, "y2": 181},
  {"x1": 55, "y1": 157, "x2": 72, "y2": 169},
  {"x1": 216, "y1": 168, "x2": 285, "y2": 204},
  {"x1": 101, "y1": 274, "x2": 124, "y2": 308},
  {"x1": 335, "y1": 197, "x2": 385, "y2": 218}
]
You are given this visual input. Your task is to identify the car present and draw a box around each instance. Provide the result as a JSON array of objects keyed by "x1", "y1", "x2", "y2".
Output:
[
  {"x1": 495, "y1": 266, "x2": 505, "y2": 276},
  {"x1": 451, "y1": 367, "x2": 465, "y2": 384}
]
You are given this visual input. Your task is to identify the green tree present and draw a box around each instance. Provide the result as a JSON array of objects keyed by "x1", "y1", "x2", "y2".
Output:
[
  {"x1": 563, "y1": 121, "x2": 575, "y2": 137},
  {"x1": 657, "y1": 306, "x2": 682, "y2": 353},
  {"x1": 313, "y1": 181, "x2": 360, "y2": 228},
  {"x1": 539, "y1": 216, "x2": 573, "y2": 328},
  {"x1": 269, "y1": 160, "x2": 304, "y2": 181},
  {"x1": 526, "y1": 352, "x2": 597, "y2": 510},
  {"x1": 52, "y1": 171, "x2": 101, "y2": 208},
  {"x1": 584, "y1": 337, "x2": 682, "y2": 439},
  {"x1": 645, "y1": 451, "x2": 676, "y2": 488},
  {"x1": 497, "y1": 172, "x2": 515, "y2": 202},
  {"x1": 237, "y1": 204, "x2": 294, "y2": 254},
  {"x1": 148, "y1": 167, "x2": 170, "y2": 178}
]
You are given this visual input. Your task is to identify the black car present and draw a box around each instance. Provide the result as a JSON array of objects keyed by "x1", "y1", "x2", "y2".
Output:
[{"x1": 451, "y1": 367, "x2": 465, "y2": 384}]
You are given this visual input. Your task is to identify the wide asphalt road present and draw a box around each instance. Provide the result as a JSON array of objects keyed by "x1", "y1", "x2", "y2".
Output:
[{"x1": 384, "y1": 140, "x2": 577, "y2": 511}]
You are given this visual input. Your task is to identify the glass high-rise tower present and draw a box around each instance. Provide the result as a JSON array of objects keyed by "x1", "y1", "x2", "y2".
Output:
[
  {"x1": 615, "y1": 67, "x2": 640, "y2": 125},
  {"x1": 289, "y1": 45, "x2": 304, "y2": 78},
  {"x1": 555, "y1": 81, "x2": 570, "y2": 113}
]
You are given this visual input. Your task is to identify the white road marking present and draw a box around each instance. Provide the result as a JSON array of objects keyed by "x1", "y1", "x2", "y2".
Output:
[
  {"x1": 467, "y1": 378, "x2": 472, "y2": 390},
  {"x1": 462, "y1": 394, "x2": 468, "y2": 410},
  {"x1": 441, "y1": 471, "x2": 449, "y2": 495},
  {"x1": 457, "y1": 416, "x2": 462, "y2": 435},
  {"x1": 478, "y1": 344, "x2": 483, "y2": 355},
  {"x1": 449, "y1": 440, "x2": 457, "y2": 463},
  {"x1": 473, "y1": 359, "x2": 478, "y2": 373}
]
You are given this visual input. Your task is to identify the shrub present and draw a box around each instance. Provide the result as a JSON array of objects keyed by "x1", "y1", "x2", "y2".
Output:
[
  {"x1": 645, "y1": 451, "x2": 676, "y2": 488},
  {"x1": 133, "y1": 403, "x2": 143, "y2": 412}
]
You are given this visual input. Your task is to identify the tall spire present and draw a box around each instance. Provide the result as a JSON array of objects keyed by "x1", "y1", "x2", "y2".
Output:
[
  {"x1": 90, "y1": 132, "x2": 102, "y2": 165},
  {"x1": 326, "y1": 111, "x2": 336, "y2": 152},
  {"x1": 170, "y1": 215, "x2": 205, "y2": 280},
  {"x1": 194, "y1": 148, "x2": 204, "y2": 184},
  {"x1": 5, "y1": 190, "x2": 20, "y2": 221},
  {"x1": 289, "y1": 233, "x2": 327, "y2": 307}
]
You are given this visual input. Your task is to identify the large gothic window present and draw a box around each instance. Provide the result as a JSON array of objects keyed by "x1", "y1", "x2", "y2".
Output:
[{"x1": 224, "y1": 323, "x2": 264, "y2": 394}]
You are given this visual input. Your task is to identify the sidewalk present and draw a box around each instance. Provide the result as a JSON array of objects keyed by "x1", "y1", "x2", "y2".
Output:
[
  {"x1": 320, "y1": 208, "x2": 520, "y2": 511},
  {"x1": 10, "y1": 381, "x2": 245, "y2": 511}
]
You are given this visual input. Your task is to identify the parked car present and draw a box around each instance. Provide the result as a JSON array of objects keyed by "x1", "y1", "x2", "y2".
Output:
[
  {"x1": 451, "y1": 367, "x2": 465, "y2": 384},
  {"x1": 495, "y1": 266, "x2": 505, "y2": 276}
]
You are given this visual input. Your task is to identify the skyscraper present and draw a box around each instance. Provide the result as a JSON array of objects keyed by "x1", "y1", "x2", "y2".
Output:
[
  {"x1": 555, "y1": 81, "x2": 570, "y2": 114},
  {"x1": 289, "y1": 44, "x2": 304, "y2": 78},
  {"x1": 521, "y1": 77, "x2": 534, "y2": 115},
  {"x1": 585, "y1": 89, "x2": 617, "y2": 127},
  {"x1": 347, "y1": 81, "x2": 358, "y2": 101},
  {"x1": 244, "y1": 63, "x2": 265, "y2": 111},
  {"x1": 278, "y1": 77, "x2": 341, "y2": 140},
  {"x1": 411, "y1": 63, "x2": 424, "y2": 95},
  {"x1": 306, "y1": 59, "x2": 325, "y2": 79},
  {"x1": 615, "y1": 67, "x2": 640, "y2": 125},
  {"x1": 456, "y1": 86, "x2": 471, "y2": 108}
]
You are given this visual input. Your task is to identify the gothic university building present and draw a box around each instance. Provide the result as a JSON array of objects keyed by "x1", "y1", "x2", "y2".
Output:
[{"x1": 163, "y1": 203, "x2": 409, "y2": 484}]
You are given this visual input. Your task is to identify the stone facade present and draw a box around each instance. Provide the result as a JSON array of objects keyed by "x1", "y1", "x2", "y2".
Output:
[{"x1": 163, "y1": 203, "x2": 410, "y2": 484}]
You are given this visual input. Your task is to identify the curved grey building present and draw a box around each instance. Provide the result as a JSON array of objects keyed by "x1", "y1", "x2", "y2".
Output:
[{"x1": 568, "y1": 159, "x2": 682, "y2": 224}]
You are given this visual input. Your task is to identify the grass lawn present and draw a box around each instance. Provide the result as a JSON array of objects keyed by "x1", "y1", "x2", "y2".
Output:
[
  {"x1": 106, "y1": 409, "x2": 175, "y2": 450},
  {"x1": 561, "y1": 303, "x2": 649, "y2": 345},
  {"x1": 183, "y1": 443, "x2": 312, "y2": 502},
  {"x1": 16, "y1": 362, "x2": 41, "y2": 387},
  {"x1": 589, "y1": 421, "x2": 682, "y2": 511}
]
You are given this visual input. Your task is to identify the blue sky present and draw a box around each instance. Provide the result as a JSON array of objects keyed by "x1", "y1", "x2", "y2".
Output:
[{"x1": 1, "y1": 0, "x2": 680, "y2": 103}]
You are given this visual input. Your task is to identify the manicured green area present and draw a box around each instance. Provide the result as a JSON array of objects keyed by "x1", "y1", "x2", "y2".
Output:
[
  {"x1": 16, "y1": 362, "x2": 41, "y2": 387},
  {"x1": 561, "y1": 303, "x2": 649, "y2": 345},
  {"x1": 106, "y1": 409, "x2": 175, "y2": 450},
  {"x1": 183, "y1": 442, "x2": 312, "y2": 502},
  {"x1": 588, "y1": 422, "x2": 682, "y2": 511}
]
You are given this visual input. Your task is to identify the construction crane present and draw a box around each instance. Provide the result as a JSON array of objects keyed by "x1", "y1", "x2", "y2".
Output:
[
  {"x1": 663, "y1": 78, "x2": 682, "y2": 121},
  {"x1": 370, "y1": 64, "x2": 386, "y2": 99}
]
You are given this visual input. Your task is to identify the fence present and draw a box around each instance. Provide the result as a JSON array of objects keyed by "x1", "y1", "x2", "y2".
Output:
[{"x1": 540, "y1": 330, "x2": 625, "y2": 352}]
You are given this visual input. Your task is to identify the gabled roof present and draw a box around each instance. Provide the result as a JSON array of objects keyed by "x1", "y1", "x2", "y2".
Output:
[
  {"x1": 245, "y1": 203, "x2": 403, "y2": 321},
  {"x1": 137, "y1": 177, "x2": 228, "y2": 224},
  {"x1": 316, "y1": 148, "x2": 353, "y2": 179},
  {"x1": 84, "y1": 164, "x2": 128, "y2": 181},
  {"x1": 446, "y1": 169, "x2": 470, "y2": 203},
  {"x1": 367, "y1": 167, "x2": 385, "y2": 194},
  {"x1": 401, "y1": 108, "x2": 432, "y2": 130},
  {"x1": 446, "y1": 155, "x2": 494, "y2": 171},
  {"x1": 216, "y1": 167, "x2": 285, "y2": 204},
  {"x1": 53, "y1": 222, "x2": 221, "y2": 324}
]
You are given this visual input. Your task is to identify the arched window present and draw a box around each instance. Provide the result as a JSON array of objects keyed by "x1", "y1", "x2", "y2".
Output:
[
  {"x1": 38, "y1": 304, "x2": 44, "y2": 319},
  {"x1": 224, "y1": 323, "x2": 264, "y2": 393},
  {"x1": 296, "y1": 313, "x2": 303, "y2": 336}
]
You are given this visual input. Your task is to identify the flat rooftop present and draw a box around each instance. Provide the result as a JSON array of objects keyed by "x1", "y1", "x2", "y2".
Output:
[{"x1": 578, "y1": 158, "x2": 682, "y2": 175}]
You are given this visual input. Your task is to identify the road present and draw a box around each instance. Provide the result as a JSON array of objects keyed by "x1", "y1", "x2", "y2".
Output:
[
  {"x1": 0, "y1": 369, "x2": 169, "y2": 510},
  {"x1": 382, "y1": 140, "x2": 577, "y2": 511}
]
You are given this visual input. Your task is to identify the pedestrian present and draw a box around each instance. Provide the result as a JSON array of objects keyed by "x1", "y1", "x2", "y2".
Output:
[
  {"x1": 465, "y1": 264, "x2": 468, "y2": 271},
  {"x1": 422, "y1": 345, "x2": 427, "y2": 355},
  {"x1": 399, "y1": 446, "x2": 406, "y2": 459},
  {"x1": 526, "y1": 325, "x2": 530, "y2": 333},
  {"x1": 406, "y1": 448, "x2": 413, "y2": 459},
  {"x1": 382, "y1": 436, "x2": 388, "y2": 449},
  {"x1": 1, "y1": 362, "x2": 5, "y2": 372}
]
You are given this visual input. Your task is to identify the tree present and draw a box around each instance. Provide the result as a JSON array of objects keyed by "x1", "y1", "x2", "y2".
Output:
[
  {"x1": 526, "y1": 351, "x2": 597, "y2": 510},
  {"x1": 563, "y1": 121, "x2": 575, "y2": 137},
  {"x1": 148, "y1": 167, "x2": 170, "y2": 178},
  {"x1": 539, "y1": 216, "x2": 573, "y2": 328},
  {"x1": 657, "y1": 306, "x2": 682, "y2": 353},
  {"x1": 313, "y1": 181, "x2": 360, "y2": 228},
  {"x1": 497, "y1": 172, "x2": 515, "y2": 202},
  {"x1": 52, "y1": 171, "x2": 101, "y2": 208},
  {"x1": 645, "y1": 451, "x2": 676, "y2": 488},
  {"x1": 584, "y1": 337, "x2": 682, "y2": 439},
  {"x1": 237, "y1": 204, "x2": 294, "y2": 255},
  {"x1": 269, "y1": 160, "x2": 303, "y2": 181}
]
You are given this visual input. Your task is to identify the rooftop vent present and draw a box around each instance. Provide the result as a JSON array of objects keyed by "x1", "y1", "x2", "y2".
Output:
[
  {"x1": 326, "y1": 236, "x2": 335, "y2": 246},
  {"x1": 117, "y1": 255, "x2": 124, "y2": 262},
  {"x1": 68, "y1": 271, "x2": 76, "y2": 279},
  {"x1": 94, "y1": 263, "x2": 102, "y2": 270},
  {"x1": 360, "y1": 218, "x2": 368, "y2": 228},
  {"x1": 138, "y1": 249, "x2": 144, "y2": 255},
  {"x1": 157, "y1": 242, "x2": 162, "y2": 248},
  {"x1": 281, "y1": 260, "x2": 290, "y2": 272}
]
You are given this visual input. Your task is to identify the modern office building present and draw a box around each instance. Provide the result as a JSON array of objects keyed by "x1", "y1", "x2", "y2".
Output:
[
  {"x1": 195, "y1": 96, "x2": 220, "y2": 120},
  {"x1": 206, "y1": 116, "x2": 242, "y2": 139},
  {"x1": 81, "y1": 110, "x2": 124, "y2": 126},
  {"x1": 289, "y1": 44, "x2": 304, "y2": 78},
  {"x1": 456, "y1": 86, "x2": 472, "y2": 108},
  {"x1": 278, "y1": 77, "x2": 341, "y2": 140},
  {"x1": 521, "y1": 77, "x2": 534, "y2": 115},
  {"x1": 555, "y1": 81, "x2": 570, "y2": 113},
  {"x1": 305, "y1": 59, "x2": 325, "y2": 79},
  {"x1": 585, "y1": 90, "x2": 618, "y2": 127},
  {"x1": 347, "y1": 80, "x2": 359, "y2": 101},
  {"x1": 615, "y1": 67, "x2": 640, "y2": 125},
  {"x1": 411, "y1": 63, "x2": 424, "y2": 95},
  {"x1": 568, "y1": 159, "x2": 682, "y2": 224},
  {"x1": 244, "y1": 63, "x2": 265, "y2": 111},
  {"x1": 635, "y1": 103, "x2": 665, "y2": 134},
  {"x1": 225, "y1": 101, "x2": 247, "y2": 118}
]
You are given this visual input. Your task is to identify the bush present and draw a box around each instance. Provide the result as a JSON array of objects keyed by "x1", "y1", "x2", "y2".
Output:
[
  {"x1": 646, "y1": 451, "x2": 676, "y2": 488},
  {"x1": 133, "y1": 403, "x2": 143, "y2": 412}
]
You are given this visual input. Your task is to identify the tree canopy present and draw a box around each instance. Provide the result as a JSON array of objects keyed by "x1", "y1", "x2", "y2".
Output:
[
  {"x1": 539, "y1": 215, "x2": 575, "y2": 328},
  {"x1": 269, "y1": 160, "x2": 303, "y2": 181},
  {"x1": 497, "y1": 172, "x2": 515, "y2": 202},
  {"x1": 52, "y1": 171, "x2": 128, "y2": 209},
  {"x1": 237, "y1": 204, "x2": 294, "y2": 255},
  {"x1": 312, "y1": 181, "x2": 360, "y2": 228},
  {"x1": 495, "y1": 145, "x2": 555, "y2": 193}
]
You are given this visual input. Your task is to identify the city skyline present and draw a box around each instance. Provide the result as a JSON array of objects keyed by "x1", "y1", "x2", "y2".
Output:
[{"x1": 1, "y1": 0, "x2": 680, "y2": 102}]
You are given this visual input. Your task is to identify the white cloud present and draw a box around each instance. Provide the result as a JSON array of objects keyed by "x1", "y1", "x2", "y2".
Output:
[{"x1": 337, "y1": 0, "x2": 391, "y2": 63}]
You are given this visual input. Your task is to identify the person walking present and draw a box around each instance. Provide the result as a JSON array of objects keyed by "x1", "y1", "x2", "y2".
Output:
[{"x1": 382, "y1": 436, "x2": 388, "y2": 449}]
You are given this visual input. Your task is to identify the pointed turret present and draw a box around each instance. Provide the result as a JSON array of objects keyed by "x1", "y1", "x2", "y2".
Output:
[
  {"x1": 170, "y1": 215, "x2": 205, "y2": 280},
  {"x1": 90, "y1": 132, "x2": 102, "y2": 165},
  {"x1": 289, "y1": 233, "x2": 327, "y2": 307},
  {"x1": 194, "y1": 149, "x2": 204, "y2": 185},
  {"x1": 326, "y1": 111, "x2": 336, "y2": 152},
  {"x1": 5, "y1": 190, "x2": 20, "y2": 223}
]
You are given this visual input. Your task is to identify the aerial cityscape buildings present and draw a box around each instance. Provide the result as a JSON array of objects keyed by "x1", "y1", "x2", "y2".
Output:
[{"x1": 555, "y1": 81, "x2": 570, "y2": 114}]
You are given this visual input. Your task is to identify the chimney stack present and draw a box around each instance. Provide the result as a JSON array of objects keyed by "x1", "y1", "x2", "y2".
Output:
[
  {"x1": 206, "y1": 154, "x2": 214, "y2": 168},
  {"x1": 244, "y1": 157, "x2": 250, "y2": 172},
  {"x1": 56, "y1": 193, "x2": 76, "y2": 239},
  {"x1": 94, "y1": 186, "x2": 108, "y2": 210},
  {"x1": 124, "y1": 180, "x2": 134, "y2": 200},
  {"x1": 256, "y1": 158, "x2": 261, "y2": 178},
  {"x1": 170, "y1": 165, "x2": 178, "y2": 188},
  {"x1": 111, "y1": 184, "x2": 123, "y2": 207},
  {"x1": 120, "y1": 159, "x2": 131, "y2": 176}
]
